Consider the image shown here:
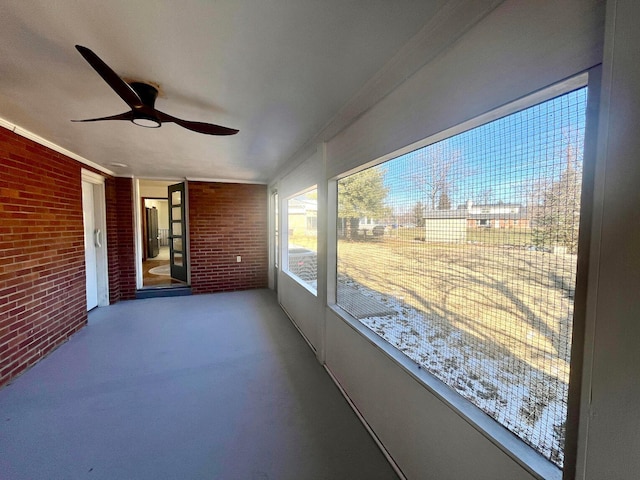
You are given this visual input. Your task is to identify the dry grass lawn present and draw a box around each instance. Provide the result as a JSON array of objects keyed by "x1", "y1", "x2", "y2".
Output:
[
  {"x1": 288, "y1": 230, "x2": 578, "y2": 464},
  {"x1": 337, "y1": 236, "x2": 576, "y2": 383},
  {"x1": 336, "y1": 234, "x2": 577, "y2": 465}
]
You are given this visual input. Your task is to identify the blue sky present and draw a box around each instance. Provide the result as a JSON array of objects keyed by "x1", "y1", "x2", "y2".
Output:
[{"x1": 378, "y1": 87, "x2": 588, "y2": 211}]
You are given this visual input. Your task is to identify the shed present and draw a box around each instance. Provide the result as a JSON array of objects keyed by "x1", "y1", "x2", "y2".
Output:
[{"x1": 423, "y1": 211, "x2": 467, "y2": 243}]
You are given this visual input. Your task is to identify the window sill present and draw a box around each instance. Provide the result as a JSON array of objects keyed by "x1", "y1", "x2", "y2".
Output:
[{"x1": 283, "y1": 270, "x2": 318, "y2": 296}]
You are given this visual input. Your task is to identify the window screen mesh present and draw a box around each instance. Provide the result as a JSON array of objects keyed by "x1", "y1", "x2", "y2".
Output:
[
  {"x1": 336, "y1": 87, "x2": 587, "y2": 467},
  {"x1": 287, "y1": 189, "x2": 318, "y2": 291}
]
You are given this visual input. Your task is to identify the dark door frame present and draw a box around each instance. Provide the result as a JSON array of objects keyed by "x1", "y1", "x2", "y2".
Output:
[{"x1": 168, "y1": 182, "x2": 188, "y2": 283}]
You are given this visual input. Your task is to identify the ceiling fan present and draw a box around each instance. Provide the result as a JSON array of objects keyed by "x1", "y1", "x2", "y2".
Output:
[{"x1": 72, "y1": 45, "x2": 238, "y2": 136}]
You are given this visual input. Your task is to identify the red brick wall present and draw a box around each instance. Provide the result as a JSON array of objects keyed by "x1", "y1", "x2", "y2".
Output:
[
  {"x1": 105, "y1": 179, "x2": 121, "y2": 302},
  {"x1": 189, "y1": 182, "x2": 268, "y2": 294},
  {"x1": 0, "y1": 128, "x2": 265, "y2": 386},
  {"x1": 105, "y1": 177, "x2": 136, "y2": 302},
  {"x1": 0, "y1": 128, "x2": 88, "y2": 386}
]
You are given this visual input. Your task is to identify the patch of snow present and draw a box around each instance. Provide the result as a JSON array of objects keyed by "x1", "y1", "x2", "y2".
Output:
[{"x1": 341, "y1": 279, "x2": 568, "y2": 467}]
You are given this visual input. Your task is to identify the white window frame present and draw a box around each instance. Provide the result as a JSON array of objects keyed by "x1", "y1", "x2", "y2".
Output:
[
  {"x1": 283, "y1": 186, "x2": 319, "y2": 295},
  {"x1": 327, "y1": 72, "x2": 592, "y2": 480}
]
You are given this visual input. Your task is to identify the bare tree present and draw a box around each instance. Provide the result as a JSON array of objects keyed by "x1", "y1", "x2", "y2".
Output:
[
  {"x1": 410, "y1": 144, "x2": 463, "y2": 210},
  {"x1": 475, "y1": 188, "x2": 494, "y2": 206},
  {"x1": 438, "y1": 190, "x2": 452, "y2": 210},
  {"x1": 413, "y1": 201, "x2": 425, "y2": 226}
]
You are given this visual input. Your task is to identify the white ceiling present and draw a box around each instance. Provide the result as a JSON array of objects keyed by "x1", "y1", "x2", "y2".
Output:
[{"x1": 0, "y1": 0, "x2": 450, "y2": 183}]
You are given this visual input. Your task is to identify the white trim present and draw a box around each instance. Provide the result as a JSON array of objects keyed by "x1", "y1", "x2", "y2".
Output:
[
  {"x1": 81, "y1": 169, "x2": 105, "y2": 184},
  {"x1": 134, "y1": 179, "x2": 143, "y2": 290},
  {"x1": 268, "y1": 187, "x2": 279, "y2": 291},
  {"x1": 1, "y1": 118, "x2": 115, "y2": 176},
  {"x1": 186, "y1": 177, "x2": 267, "y2": 185},
  {"x1": 326, "y1": 74, "x2": 589, "y2": 479},
  {"x1": 326, "y1": 179, "x2": 338, "y2": 307},
  {"x1": 139, "y1": 176, "x2": 191, "y2": 182},
  {"x1": 315, "y1": 142, "x2": 329, "y2": 364},
  {"x1": 0, "y1": 117, "x2": 16, "y2": 131}
]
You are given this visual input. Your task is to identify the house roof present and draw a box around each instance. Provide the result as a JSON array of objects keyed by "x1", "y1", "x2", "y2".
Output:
[
  {"x1": 424, "y1": 209, "x2": 529, "y2": 220},
  {"x1": 468, "y1": 211, "x2": 529, "y2": 220},
  {"x1": 423, "y1": 210, "x2": 468, "y2": 219},
  {"x1": 460, "y1": 203, "x2": 523, "y2": 209}
]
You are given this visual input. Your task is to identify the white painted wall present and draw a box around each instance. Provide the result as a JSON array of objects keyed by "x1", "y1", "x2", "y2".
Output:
[
  {"x1": 139, "y1": 182, "x2": 171, "y2": 198},
  {"x1": 577, "y1": 1, "x2": 640, "y2": 478},
  {"x1": 145, "y1": 199, "x2": 169, "y2": 230},
  {"x1": 270, "y1": 1, "x2": 616, "y2": 478},
  {"x1": 277, "y1": 145, "x2": 325, "y2": 354}
]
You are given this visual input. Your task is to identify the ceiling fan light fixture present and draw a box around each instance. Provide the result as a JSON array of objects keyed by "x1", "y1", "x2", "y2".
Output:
[{"x1": 132, "y1": 116, "x2": 161, "y2": 128}]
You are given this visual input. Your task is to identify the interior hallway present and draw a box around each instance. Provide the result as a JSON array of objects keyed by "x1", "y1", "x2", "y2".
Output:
[
  {"x1": 0, "y1": 290, "x2": 398, "y2": 480},
  {"x1": 142, "y1": 246, "x2": 185, "y2": 288}
]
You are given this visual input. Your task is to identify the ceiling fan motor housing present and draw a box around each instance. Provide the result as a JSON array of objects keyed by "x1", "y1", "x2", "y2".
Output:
[{"x1": 129, "y1": 82, "x2": 161, "y2": 127}]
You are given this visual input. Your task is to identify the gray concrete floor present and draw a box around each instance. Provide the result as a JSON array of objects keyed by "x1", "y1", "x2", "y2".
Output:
[{"x1": 0, "y1": 289, "x2": 398, "y2": 480}]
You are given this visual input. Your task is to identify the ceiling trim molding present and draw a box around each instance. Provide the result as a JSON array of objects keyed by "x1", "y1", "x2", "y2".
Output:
[
  {"x1": 81, "y1": 168, "x2": 106, "y2": 184},
  {"x1": 0, "y1": 117, "x2": 114, "y2": 176},
  {"x1": 186, "y1": 177, "x2": 267, "y2": 185}
]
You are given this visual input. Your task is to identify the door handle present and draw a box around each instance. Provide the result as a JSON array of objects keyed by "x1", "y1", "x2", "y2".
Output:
[{"x1": 94, "y1": 229, "x2": 102, "y2": 248}]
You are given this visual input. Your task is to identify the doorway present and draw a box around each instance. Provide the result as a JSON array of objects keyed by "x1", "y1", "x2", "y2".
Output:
[
  {"x1": 138, "y1": 179, "x2": 189, "y2": 290},
  {"x1": 271, "y1": 189, "x2": 279, "y2": 291},
  {"x1": 141, "y1": 197, "x2": 178, "y2": 287},
  {"x1": 81, "y1": 169, "x2": 109, "y2": 309}
]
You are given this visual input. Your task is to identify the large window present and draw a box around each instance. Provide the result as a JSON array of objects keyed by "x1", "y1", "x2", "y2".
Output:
[
  {"x1": 336, "y1": 87, "x2": 587, "y2": 467},
  {"x1": 287, "y1": 188, "x2": 318, "y2": 291}
]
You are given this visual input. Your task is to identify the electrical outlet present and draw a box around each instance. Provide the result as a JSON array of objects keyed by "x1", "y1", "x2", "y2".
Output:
[{"x1": 236, "y1": 256, "x2": 241, "y2": 262}]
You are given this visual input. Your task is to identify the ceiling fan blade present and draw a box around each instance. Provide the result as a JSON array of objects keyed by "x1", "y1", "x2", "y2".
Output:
[
  {"x1": 156, "y1": 111, "x2": 239, "y2": 136},
  {"x1": 75, "y1": 45, "x2": 143, "y2": 109},
  {"x1": 71, "y1": 111, "x2": 136, "y2": 122}
]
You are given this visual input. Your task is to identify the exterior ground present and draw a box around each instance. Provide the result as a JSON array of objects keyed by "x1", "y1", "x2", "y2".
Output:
[{"x1": 336, "y1": 234, "x2": 576, "y2": 467}]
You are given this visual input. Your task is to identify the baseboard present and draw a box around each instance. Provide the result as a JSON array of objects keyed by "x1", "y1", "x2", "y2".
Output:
[{"x1": 323, "y1": 365, "x2": 407, "y2": 480}]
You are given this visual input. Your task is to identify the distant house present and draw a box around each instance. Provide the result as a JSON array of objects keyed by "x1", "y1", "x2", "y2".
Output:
[
  {"x1": 460, "y1": 201, "x2": 530, "y2": 229},
  {"x1": 288, "y1": 197, "x2": 317, "y2": 235},
  {"x1": 337, "y1": 216, "x2": 385, "y2": 238},
  {"x1": 422, "y1": 201, "x2": 530, "y2": 243},
  {"x1": 358, "y1": 217, "x2": 386, "y2": 236}
]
